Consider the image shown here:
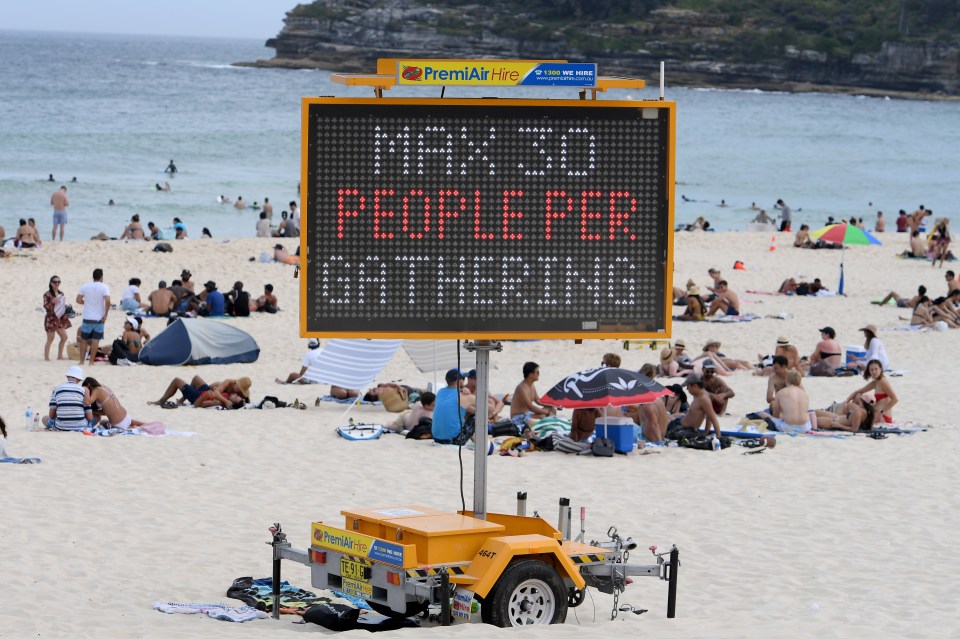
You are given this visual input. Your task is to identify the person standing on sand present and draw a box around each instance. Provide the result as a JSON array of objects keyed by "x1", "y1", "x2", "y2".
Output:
[
  {"x1": 774, "y1": 198, "x2": 792, "y2": 232},
  {"x1": 932, "y1": 218, "x2": 951, "y2": 268},
  {"x1": 76, "y1": 268, "x2": 110, "y2": 366},
  {"x1": 43, "y1": 275, "x2": 72, "y2": 361},
  {"x1": 50, "y1": 185, "x2": 69, "y2": 241}
]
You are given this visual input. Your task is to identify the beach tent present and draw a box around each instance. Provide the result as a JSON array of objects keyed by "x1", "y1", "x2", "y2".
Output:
[
  {"x1": 138, "y1": 318, "x2": 260, "y2": 366},
  {"x1": 302, "y1": 339, "x2": 404, "y2": 389}
]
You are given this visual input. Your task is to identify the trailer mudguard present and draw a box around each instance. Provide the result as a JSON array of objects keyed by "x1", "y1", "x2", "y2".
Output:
[{"x1": 454, "y1": 534, "x2": 586, "y2": 598}]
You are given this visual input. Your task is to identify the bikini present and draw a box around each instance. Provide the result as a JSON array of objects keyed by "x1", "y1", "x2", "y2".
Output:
[{"x1": 874, "y1": 392, "x2": 893, "y2": 423}]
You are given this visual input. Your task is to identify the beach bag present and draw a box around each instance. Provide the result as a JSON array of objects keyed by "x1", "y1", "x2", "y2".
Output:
[
  {"x1": 53, "y1": 294, "x2": 66, "y2": 319},
  {"x1": 108, "y1": 338, "x2": 131, "y2": 365},
  {"x1": 451, "y1": 415, "x2": 476, "y2": 446},
  {"x1": 405, "y1": 417, "x2": 433, "y2": 440},
  {"x1": 380, "y1": 387, "x2": 409, "y2": 413},
  {"x1": 809, "y1": 360, "x2": 836, "y2": 377},
  {"x1": 303, "y1": 603, "x2": 360, "y2": 632},
  {"x1": 489, "y1": 420, "x2": 520, "y2": 437},
  {"x1": 153, "y1": 242, "x2": 173, "y2": 252},
  {"x1": 666, "y1": 422, "x2": 698, "y2": 442},
  {"x1": 552, "y1": 435, "x2": 590, "y2": 454},
  {"x1": 591, "y1": 437, "x2": 615, "y2": 457}
]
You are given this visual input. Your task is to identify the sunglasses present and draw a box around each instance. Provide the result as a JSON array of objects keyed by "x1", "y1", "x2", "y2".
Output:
[{"x1": 51, "y1": 280, "x2": 61, "y2": 284}]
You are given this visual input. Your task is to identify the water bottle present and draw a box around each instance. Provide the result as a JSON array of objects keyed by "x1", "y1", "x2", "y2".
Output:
[
  {"x1": 25, "y1": 404, "x2": 33, "y2": 430},
  {"x1": 712, "y1": 436, "x2": 722, "y2": 452},
  {"x1": 33, "y1": 414, "x2": 41, "y2": 431}
]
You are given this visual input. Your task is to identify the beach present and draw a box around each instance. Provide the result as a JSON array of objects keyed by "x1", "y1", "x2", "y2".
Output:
[{"x1": 2, "y1": 231, "x2": 958, "y2": 638}]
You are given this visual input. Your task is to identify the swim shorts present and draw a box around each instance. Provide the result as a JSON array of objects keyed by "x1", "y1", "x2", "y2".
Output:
[
  {"x1": 53, "y1": 210, "x2": 67, "y2": 225},
  {"x1": 180, "y1": 383, "x2": 211, "y2": 405},
  {"x1": 80, "y1": 321, "x2": 105, "y2": 341},
  {"x1": 768, "y1": 416, "x2": 811, "y2": 434},
  {"x1": 725, "y1": 306, "x2": 740, "y2": 316}
]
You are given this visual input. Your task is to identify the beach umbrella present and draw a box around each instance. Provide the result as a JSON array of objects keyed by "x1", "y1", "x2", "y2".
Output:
[
  {"x1": 540, "y1": 367, "x2": 671, "y2": 409},
  {"x1": 808, "y1": 223, "x2": 882, "y2": 295}
]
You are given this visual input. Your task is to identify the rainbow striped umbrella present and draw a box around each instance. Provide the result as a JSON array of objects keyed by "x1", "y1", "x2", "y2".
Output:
[
  {"x1": 808, "y1": 223, "x2": 882, "y2": 295},
  {"x1": 810, "y1": 223, "x2": 882, "y2": 246}
]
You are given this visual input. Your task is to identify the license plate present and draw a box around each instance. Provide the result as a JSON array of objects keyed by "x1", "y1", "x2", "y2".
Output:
[
  {"x1": 340, "y1": 557, "x2": 370, "y2": 582},
  {"x1": 341, "y1": 578, "x2": 373, "y2": 598}
]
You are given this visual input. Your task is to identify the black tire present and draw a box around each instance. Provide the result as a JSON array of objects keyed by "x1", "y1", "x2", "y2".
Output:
[{"x1": 483, "y1": 559, "x2": 568, "y2": 627}]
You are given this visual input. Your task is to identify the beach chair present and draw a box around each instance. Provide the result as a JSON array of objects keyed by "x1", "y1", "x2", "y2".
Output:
[{"x1": 301, "y1": 339, "x2": 404, "y2": 417}]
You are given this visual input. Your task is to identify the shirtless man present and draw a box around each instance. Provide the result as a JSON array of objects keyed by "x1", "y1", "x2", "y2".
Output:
[
  {"x1": 946, "y1": 270, "x2": 959, "y2": 295},
  {"x1": 147, "y1": 280, "x2": 177, "y2": 316},
  {"x1": 510, "y1": 362, "x2": 555, "y2": 431},
  {"x1": 794, "y1": 224, "x2": 812, "y2": 248},
  {"x1": 50, "y1": 185, "x2": 69, "y2": 241},
  {"x1": 234, "y1": 196, "x2": 246, "y2": 210},
  {"x1": 152, "y1": 375, "x2": 246, "y2": 409},
  {"x1": 764, "y1": 370, "x2": 811, "y2": 433},
  {"x1": 669, "y1": 374, "x2": 721, "y2": 437},
  {"x1": 707, "y1": 280, "x2": 740, "y2": 316},
  {"x1": 909, "y1": 230, "x2": 926, "y2": 258},
  {"x1": 701, "y1": 360, "x2": 735, "y2": 415},
  {"x1": 907, "y1": 206, "x2": 931, "y2": 234},
  {"x1": 465, "y1": 369, "x2": 504, "y2": 423},
  {"x1": 251, "y1": 284, "x2": 278, "y2": 313},
  {"x1": 751, "y1": 209, "x2": 773, "y2": 224},
  {"x1": 120, "y1": 214, "x2": 145, "y2": 240},
  {"x1": 634, "y1": 398, "x2": 667, "y2": 442},
  {"x1": 706, "y1": 268, "x2": 722, "y2": 296},
  {"x1": 15, "y1": 218, "x2": 42, "y2": 248},
  {"x1": 262, "y1": 197, "x2": 273, "y2": 219},
  {"x1": 765, "y1": 355, "x2": 789, "y2": 406}
]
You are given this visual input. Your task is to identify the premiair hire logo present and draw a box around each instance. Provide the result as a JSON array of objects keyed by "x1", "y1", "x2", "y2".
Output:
[{"x1": 401, "y1": 66, "x2": 423, "y2": 81}]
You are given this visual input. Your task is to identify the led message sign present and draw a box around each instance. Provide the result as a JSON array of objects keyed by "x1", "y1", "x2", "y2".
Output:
[{"x1": 301, "y1": 98, "x2": 674, "y2": 338}]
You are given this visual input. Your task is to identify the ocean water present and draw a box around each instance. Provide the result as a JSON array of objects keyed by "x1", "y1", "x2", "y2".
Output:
[{"x1": 1, "y1": 30, "x2": 958, "y2": 240}]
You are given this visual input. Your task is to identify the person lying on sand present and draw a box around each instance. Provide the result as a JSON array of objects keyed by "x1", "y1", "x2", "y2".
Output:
[
  {"x1": 151, "y1": 375, "x2": 250, "y2": 409},
  {"x1": 874, "y1": 285, "x2": 925, "y2": 308},
  {"x1": 814, "y1": 392, "x2": 876, "y2": 432}
]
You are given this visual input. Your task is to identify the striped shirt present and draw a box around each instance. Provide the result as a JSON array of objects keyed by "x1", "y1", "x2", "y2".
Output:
[{"x1": 48, "y1": 381, "x2": 90, "y2": 431}]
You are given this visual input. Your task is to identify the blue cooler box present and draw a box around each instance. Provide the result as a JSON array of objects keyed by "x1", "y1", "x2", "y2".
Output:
[
  {"x1": 845, "y1": 346, "x2": 867, "y2": 366},
  {"x1": 595, "y1": 422, "x2": 635, "y2": 453}
]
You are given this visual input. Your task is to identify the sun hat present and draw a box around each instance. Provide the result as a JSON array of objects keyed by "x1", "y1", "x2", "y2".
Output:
[
  {"x1": 204, "y1": 280, "x2": 217, "y2": 290},
  {"x1": 66, "y1": 365, "x2": 84, "y2": 380},
  {"x1": 307, "y1": 338, "x2": 320, "y2": 349},
  {"x1": 674, "y1": 339, "x2": 686, "y2": 349},
  {"x1": 704, "y1": 339, "x2": 721, "y2": 349},
  {"x1": 660, "y1": 347, "x2": 673, "y2": 362},
  {"x1": 859, "y1": 324, "x2": 878, "y2": 336},
  {"x1": 236, "y1": 377, "x2": 252, "y2": 398},
  {"x1": 687, "y1": 286, "x2": 700, "y2": 296},
  {"x1": 776, "y1": 336, "x2": 791, "y2": 346},
  {"x1": 126, "y1": 317, "x2": 139, "y2": 331}
]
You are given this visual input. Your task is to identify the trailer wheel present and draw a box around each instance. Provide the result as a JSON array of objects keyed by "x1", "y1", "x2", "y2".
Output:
[{"x1": 483, "y1": 559, "x2": 568, "y2": 627}]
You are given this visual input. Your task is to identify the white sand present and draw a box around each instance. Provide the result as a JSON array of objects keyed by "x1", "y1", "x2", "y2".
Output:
[{"x1": 2, "y1": 232, "x2": 958, "y2": 638}]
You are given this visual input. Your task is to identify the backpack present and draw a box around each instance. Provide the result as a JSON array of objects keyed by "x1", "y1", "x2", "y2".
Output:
[
  {"x1": 679, "y1": 435, "x2": 732, "y2": 451},
  {"x1": 405, "y1": 417, "x2": 433, "y2": 440},
  {"x1": 108, "y1": 338, "x2": 131, "y2": 365},
  {"x1": 591, "y1": 437, "x2": 616, "y2": 457},
  {"x1": 489, "y1": 420, "x2": 521, "y2": 438},
  {"x1": 551, "y1": 434, "x2": 590, "y2": 455},
  {"x1": 451, "y1": 415, "x2": 476, "y2": 446}
]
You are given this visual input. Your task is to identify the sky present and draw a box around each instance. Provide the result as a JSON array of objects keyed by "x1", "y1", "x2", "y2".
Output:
[{"x1": 0, "y1": 0, "x2": 297, "y2": 39}]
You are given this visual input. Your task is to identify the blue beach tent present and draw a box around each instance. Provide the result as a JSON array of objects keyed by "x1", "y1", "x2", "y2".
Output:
[{"x1": 138, "y1": 317, "x2": 260, "y2": 366}]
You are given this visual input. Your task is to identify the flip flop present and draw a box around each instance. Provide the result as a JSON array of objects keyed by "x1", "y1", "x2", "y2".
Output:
[{"x1": 160, "y1": 401, "x2": 178, "y2": 409}]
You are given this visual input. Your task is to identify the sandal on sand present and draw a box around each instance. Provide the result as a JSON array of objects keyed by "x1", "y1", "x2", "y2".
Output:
[{"x1": 160, "y1": 401, "x2": 178, "y2": 409}]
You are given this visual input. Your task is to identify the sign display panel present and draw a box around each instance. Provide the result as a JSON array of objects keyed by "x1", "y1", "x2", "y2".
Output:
[
  {"x1": 302, "y1": 98, "x2": 674, "y2": 338},
  {"x1": 396, "y1": 60, "x2": 598, "y2": 87}
]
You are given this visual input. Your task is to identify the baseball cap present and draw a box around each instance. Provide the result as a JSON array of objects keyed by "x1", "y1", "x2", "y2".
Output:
[
  {"x1": 307, "y1": 338, "x2": 320, "y2": 349},
  {"x1": 819, "y1": 326, "x2": 836, "y2": 338},
  {"x1": 702, "y1": 359, "x2": 716, "y2": 369},
  {"x1": 66, "y1": 365, "x2": 84, "y2": 380},
  {"x1": 682, "y1": 373, "x2": 703, "y2": 387},
  {"x1": 466, "y1": 369, "x2": 477, "y2": 379},
  {"x1": 445, "y1": 368, "x2": 463, "y2": 384}
]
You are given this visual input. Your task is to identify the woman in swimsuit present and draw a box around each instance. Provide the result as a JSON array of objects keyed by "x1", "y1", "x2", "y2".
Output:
[
  {"x1": 43, "y1": 275, "x2": 72, "y2": 361},
  {"x1": 815, "y1": 393, "x2": 876, "y2": 432},
  {"x1": 910, "y1": 297, "x2": 939, "y2": 328},
  {"x1": 82, "y1": 377, "x2": 143, "y2": 430},
  {"x1": 846, "y1": 359, "x2": 898, "y2": 426},
  {"x1": 932, "y1": 218, "x2": 950, "y2": 268},
  {"x1": 120, "y1": 317, "x2": 151, "y2": 361},
  {"x1": 808, "y1": 326, "x2": 842, "y2": 376},
  {"x1": 677, "y1": 286, "x2": 705, "y2": 321}
]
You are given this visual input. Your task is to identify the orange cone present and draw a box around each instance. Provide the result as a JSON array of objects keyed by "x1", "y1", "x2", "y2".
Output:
[{"x1": 769, "y1": 235, "x2": 776, "y2": 252}]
